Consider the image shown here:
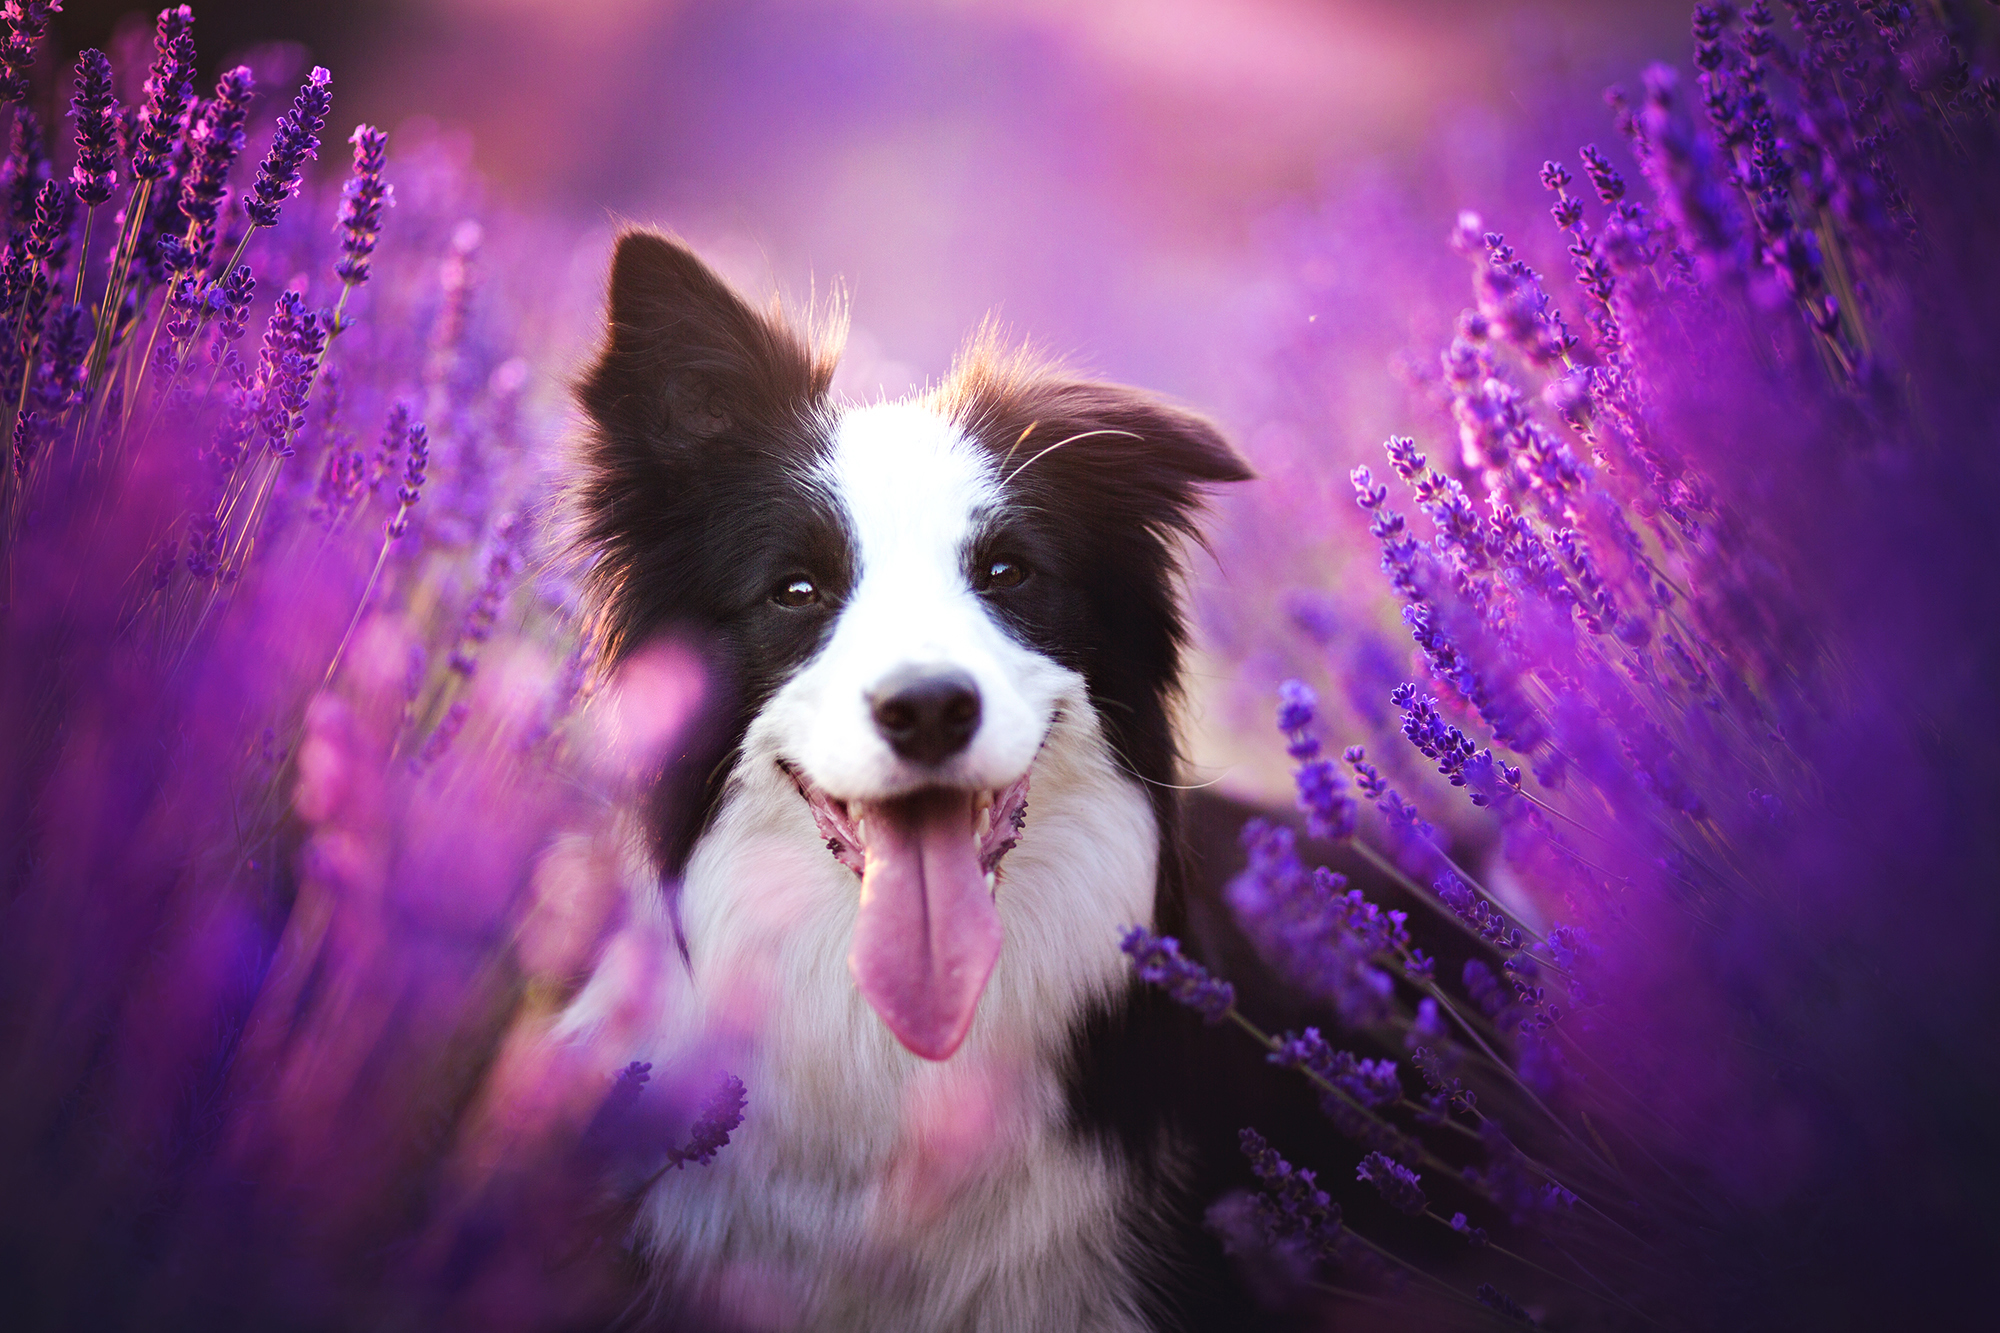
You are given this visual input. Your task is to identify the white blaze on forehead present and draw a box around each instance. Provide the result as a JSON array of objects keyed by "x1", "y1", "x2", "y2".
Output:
[{"x1": 819, "y1": 401, "x2": 1000, "y2": 582}]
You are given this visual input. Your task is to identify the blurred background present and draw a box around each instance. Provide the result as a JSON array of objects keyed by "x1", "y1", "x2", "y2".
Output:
[
  {"x1": 42, "y1": 0, "x2": 1689, "y2": 401},
  {"x1": 38, "y1": 0, "x2": 1699, "y2": 789}
]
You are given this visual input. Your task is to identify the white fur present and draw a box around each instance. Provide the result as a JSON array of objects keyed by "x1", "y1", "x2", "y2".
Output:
[{"x1": 562, "y1": 402, "x2": 1164, "y2": 1331}]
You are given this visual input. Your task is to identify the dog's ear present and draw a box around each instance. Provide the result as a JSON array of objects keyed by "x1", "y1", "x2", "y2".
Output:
[
  {"x1": 1007, "y1": 383, "x2": 1252, "y2": 538},
  {"x1": 579, "y1": 229, "x2": 835, "y2": 452},
  {"x1": 940, "y1": 342, "x2": 1253, "y2": 542}
]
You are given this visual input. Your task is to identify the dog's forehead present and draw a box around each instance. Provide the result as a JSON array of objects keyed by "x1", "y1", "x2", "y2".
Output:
[{"x1": 817, "y1": 402, "x2": 1000, "y2": 563}]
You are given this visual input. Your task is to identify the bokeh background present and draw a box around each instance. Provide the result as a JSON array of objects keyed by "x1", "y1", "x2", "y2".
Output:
[{"x1": 39, "y1": 0, "x2": 1701, "y2": 798}]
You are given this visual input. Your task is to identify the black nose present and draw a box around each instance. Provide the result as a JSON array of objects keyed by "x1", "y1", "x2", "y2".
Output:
[{"x1": 869, "y1": 667, "x2": 982, "y2": 766}]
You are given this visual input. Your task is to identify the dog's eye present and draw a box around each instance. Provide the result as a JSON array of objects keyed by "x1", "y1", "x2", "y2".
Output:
[
  {"x1": 981, "y1": 559, "x2": 1028, "y2": 591},
  {"x1": 773, "y1": 577, "x2": 820, "y2": 608}
]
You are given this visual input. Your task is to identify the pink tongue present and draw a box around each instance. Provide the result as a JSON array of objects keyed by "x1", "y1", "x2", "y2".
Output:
[{"x1": 849, "y1": 789, "x2": 1003, "y2": 1061}]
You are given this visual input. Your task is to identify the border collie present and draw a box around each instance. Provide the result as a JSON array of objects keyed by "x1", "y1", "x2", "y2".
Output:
[{"x1": 561, "y1": 230, "x2": 1249, "y2": 1331}]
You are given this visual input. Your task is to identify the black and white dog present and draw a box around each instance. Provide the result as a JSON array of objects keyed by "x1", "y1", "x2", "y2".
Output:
[{"x1": 562, "y1": 230, "x2": 1251, "y2": 1331}]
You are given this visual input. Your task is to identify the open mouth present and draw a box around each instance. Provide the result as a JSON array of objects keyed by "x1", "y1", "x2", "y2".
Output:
[
  {"x1": 779, "y1": 764, "x2": 1032, "y2": 1062},
  {"x1": 783, "y1": 766, "x2": 1031, "y2": 885}
]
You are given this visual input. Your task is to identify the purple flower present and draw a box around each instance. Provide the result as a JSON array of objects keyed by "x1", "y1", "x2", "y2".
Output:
[
  {"x1": 412, "y1": 699, "x2": 470, "y2": 771},
  {"x1": 0, "y1": 0, "x2": 59, "y2": 106},
  {"x1": 1227, "y1": 820, "x2": 1402, "y2": 1024},
  {"x1": 244, "y1": 67, "x2": 332, "y2": 228},
  {"x1": 2, "y1": 104, "x2": 46, "y2": 226},
  {"x1": 25, "y1": 177, "x2": 69, "y2": 267},
  {"x1": 1275, "y1": 679, "x2": 1356, "y2": 839},
  {"x1": 130, "y1": 6, "x2": 198, "y2": 183},
  {"x1": 210, "y1": 263, "x2": 254, "y2": 356},
  {"x1": 11, "y1": 406, "x2": 39, "y2": 480},
  {"x1": 334, "y1": 125, "x2": 392, "y2": 287},
  {"x1": 665, "y1": 1073, "x2": 748, "y2": 1169},
  {"x1": 385, "y1": 420, "x2": 429, "y2": 539},
  {"x1": 68, "y1": 49, "x2": 119, "y2": 207},
  {"x1": 33, "y1": 302, "x2": 89, "y2": 413},
  {"x1": 1119, "y1": 925, "x2": 1235, "y2": 1023},
  {"x1": 1275, "y1": 677, "x2": 1318, "y2": 746},
  {"x1": 254, "y1": 291, "x2": 326, "y2": 452},
  {"x1": 177, "y1": 66, "x2": 256, "y2": 235},
  {"x1": 1269, "y1": 1028, "x2": 1402, "y2": 1111},
  {"x1": 370, "y1": 402, "x2": 411, "y2": 495},
  {"x1": 448, "y1": 515, "x2": 522, "y2": 679},
  {"x1": 1355, "y1": 1151, "x2": 1427, "y2": 1217},
  {"x1": 1450, "y1": 1211, "x2": 1490, "y2": 1246},
  {"x1": 1238, "y1": 1128, "x2": 1346, "y2": 1263}
]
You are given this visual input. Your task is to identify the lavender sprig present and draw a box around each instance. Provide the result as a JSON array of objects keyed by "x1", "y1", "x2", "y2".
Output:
[
  {"x1": 385, "y1": 420, "x2": 429, "y2": 539},
  {"x1": 1118, "y1": 925, "x2": 1235, "y2": 1022},
  {"x1": 1355, "y1": 1151, "x2": 1428, "y2": 1217},
  {"x1": 0, "y1": 0, "x2": 60, "y2": 107},
  {"x1": 244, "y1": 67, "x2": 333, "y2": 229},
  {"x1": 178, "y1": 66, "x2": 256, "y2": 238},
  {"x1": 130, "y1": 6, "x2": 197, "y2": 182},
  {"x1": 333, "y1": 126, "x2": 391, "y2": 288},
  {"x1": 1276, "y1": 679, "x2": 1358, "y2": 841},
  {"x1": 1239, "y1": 1128, "x2": 1347, "y2": 1263},
  {"x1": 69, "y1": 49, "x2": 119, "y2": 208},
  {"x1": 664, "y1": 1073, "x2": 749, "y2": 1169}
]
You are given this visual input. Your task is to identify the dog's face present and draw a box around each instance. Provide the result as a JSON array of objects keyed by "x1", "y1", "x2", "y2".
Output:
[{"x1": 574, "y1": 231, "x2": 1247, "y2": 1060}]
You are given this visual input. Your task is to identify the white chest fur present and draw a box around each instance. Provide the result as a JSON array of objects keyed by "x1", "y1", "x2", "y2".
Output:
[{"x1": 563, "y1": 702, "x2": 1165, "y2": 1332}]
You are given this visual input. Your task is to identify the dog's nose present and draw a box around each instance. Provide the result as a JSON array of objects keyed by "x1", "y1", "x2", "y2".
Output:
[{"x1": 869, "y1": 667, "x2": 982, "y2": 765}]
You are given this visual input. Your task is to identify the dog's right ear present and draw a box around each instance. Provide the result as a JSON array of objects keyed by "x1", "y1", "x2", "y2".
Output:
[{"x1": 578, "y1": 229, "x2": 835, "y2": 453}]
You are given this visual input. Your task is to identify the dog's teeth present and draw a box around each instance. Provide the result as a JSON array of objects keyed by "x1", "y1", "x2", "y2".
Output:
[
  {"x1": 984, "y1": 870, "x2": 997, "y2": 895},
  {"x1": 856, "y1": 818, "x2": 868, "y2": 847},
  {"x1": 976, "y1": 804, "x2": 992, "y2": 838}
]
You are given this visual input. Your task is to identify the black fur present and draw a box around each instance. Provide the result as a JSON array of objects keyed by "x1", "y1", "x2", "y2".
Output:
[{"x1": 574, "y1": 230, "x2": 848, "y2": 873}]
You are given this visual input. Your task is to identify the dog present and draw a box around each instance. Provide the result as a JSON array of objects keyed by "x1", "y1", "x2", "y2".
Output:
[{"x1": 560, "y1": 229, "x2": 1251, "y2": 1331}]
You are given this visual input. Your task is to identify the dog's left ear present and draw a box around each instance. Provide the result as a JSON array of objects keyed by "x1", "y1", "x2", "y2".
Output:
[{"x1": 579, "y1": 228, "x2": 836, "y2": 457}]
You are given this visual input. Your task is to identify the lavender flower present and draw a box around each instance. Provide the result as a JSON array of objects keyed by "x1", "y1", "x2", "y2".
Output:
[
  {"x1": 1227, "y1": 821, "x2": 1402, "y2": 1024},
  {"x1": 385, "y1": 420, "x2": 429, "y2": 539},
  {"x1": 254, "y1": 291, "x2": 326, "y2": 453},
  {"x1": 2, "y1": 104, "x2": 45, "y2": 227},
  {"x1": 129, "y1": 6, "x2": 197, "y2": 182},
  {"x1": 1238, "y1": 1129, "x2": 1346, "y2": 1262},
  {"x1": 1449, "y1": 1211, "x2": 1490, "y2": 1246},
  {"x1": 244, "y1": 67, "x2": 333, "y2": 228},
  {"x1": 208, "y1": 263, "x2": 254, "y2": 363},
  {"x1": 370, "y1": 401, "x2": 411, "y2": 494},
  {"x1": 334, "y1": 125, "x2": 391, "y2": 287},
  {"x1": 1275, "y1": 679, "x2": 1357, "y2": 841},
  {"x1": 68, "y1": 49, "x2": 119, "y2": 207},
  {"x1": 11, "y1": 406, "x2": 39, "y2": 480},
  {"x1": 449, "y1": 515, "x2": 522, "y2": 678},
  {"x1": 33, "y1": 302, "x2": 88, "y2": 413},
  {"x1": 1119, "y1": 925, "x2": 1235, "y2": 1022},
  {"x1": 0, "y1": 0, "x2": 58, "y2": 106},
  {"x1": 1268, "y1": 1028, "x2": 1401, "y2": 1110},
  {"x1": 665, "y1": 1073, "x2": 749, "y2": 1169},
  {"x1": 24, "y1": 178, "x2": 69, "y2": 269},
  {"x1": 1354, "y1": 1151, "x2": 1427, "y2": 1216},
  {"x1": 413, "y1": 699, "x2": 470, "y2": 771},
  {"x1": 177, "y1": 66, "x2": 256, "y2": 237}
]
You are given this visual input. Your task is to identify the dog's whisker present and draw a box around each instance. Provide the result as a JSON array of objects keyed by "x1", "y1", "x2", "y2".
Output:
[{"x1": 1002, "y1": 427, "x2": 1142, "y2": 487}]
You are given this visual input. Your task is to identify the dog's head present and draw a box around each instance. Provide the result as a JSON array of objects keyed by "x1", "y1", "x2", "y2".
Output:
[{"x1": 574, "y1": 230, "x2": 1248, "y2": 1059}]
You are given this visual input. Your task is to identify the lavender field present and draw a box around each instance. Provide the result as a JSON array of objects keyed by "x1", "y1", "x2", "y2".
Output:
[{"x1": 2, "y1": 2, "x2": 1996, "y2": 1329}]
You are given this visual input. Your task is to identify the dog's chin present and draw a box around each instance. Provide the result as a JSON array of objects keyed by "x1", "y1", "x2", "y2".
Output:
[{"x1": 779, "y1": 762, "x2": 1032, "y2": 1061}]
